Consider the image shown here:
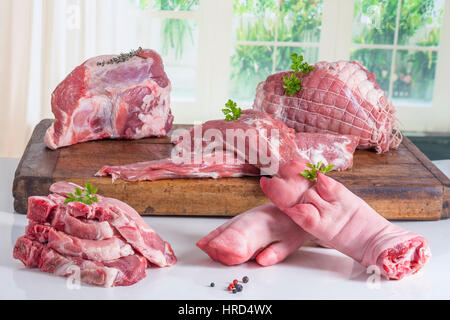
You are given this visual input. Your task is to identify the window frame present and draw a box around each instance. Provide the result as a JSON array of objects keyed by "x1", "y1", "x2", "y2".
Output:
[
  {"x1": 152, "y1": 0, "x2": 450, "y2": 131},
  {"x1": 328, "y1": 0, "x2": 450, "y2": 132}
]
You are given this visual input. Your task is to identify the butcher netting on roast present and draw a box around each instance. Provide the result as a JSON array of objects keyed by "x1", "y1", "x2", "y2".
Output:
[{"x1": 253, "y1": 60, "x2": 402, "y2": 153}]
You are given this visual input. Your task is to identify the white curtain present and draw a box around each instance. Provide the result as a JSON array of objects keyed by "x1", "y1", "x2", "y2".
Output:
[
  {"x1": 0, "y1": 0, "x2": 154, "y2": 157},
  {"x1": 0, "y1": 0, "x2": 33, "y2": 158}
]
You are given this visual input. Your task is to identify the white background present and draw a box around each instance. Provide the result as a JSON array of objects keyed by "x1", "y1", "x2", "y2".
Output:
[{"x1": 1, "y1": 157, "x2": 450, "y2": 299}]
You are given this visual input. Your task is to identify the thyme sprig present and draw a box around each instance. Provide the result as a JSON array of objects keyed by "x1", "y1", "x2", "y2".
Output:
[
  {"x1": 96, "y1": 47, "x2": 143, "y2": 67},
  {"x1": 64, "y1": 182, "x2": 99, "y2": 205},
  {"x1": 300, "y1": 161, "x2": 335, "y2": 182},
  {"x1": 283, "y1": 53, "x2": 314, "y2": 96},
  {"x1": 222, "y1": 99, "x2": 242, "y2": 121}
]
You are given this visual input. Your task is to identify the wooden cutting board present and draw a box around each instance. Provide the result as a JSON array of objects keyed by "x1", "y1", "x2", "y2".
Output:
[{"x1": 13, "y1": 119, "x2": 450, "y2": 220}]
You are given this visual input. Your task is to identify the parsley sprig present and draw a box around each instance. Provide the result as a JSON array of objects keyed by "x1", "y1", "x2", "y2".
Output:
[
  {"x1": 300, "y1": 161, "x2": 335, "y2": 182},
  {"x1": 283, "y1": 53, "x2": 314, "y2": 96},
  {"x1": 64, "y1": 182, "x2": 99, "y2": 205},
  {"x1": 222, "y1": 99, "x2": 242, "y2": 121}
]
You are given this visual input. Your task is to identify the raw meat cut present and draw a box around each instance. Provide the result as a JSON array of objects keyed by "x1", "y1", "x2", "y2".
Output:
[
  {"x1": 260, "y1": 160, "x2": 431, "y2": 280},
  {"x1": 13, "y1": 181, "x2": 177, "y2": 287},
  {"x1": 253, "y1": 60, "x2": 402, "y2": 153},
  {"x1": 97, "y1": 111, "x2": 359, "y2": 182},
  {"x1": 294, "y1": 132, "x2": 359, "y2": 171},
  {"x1": 14, "y1": 236, "x2": 43, "y2": 268},
  {"x1": 26, "y1": 223, "x2": 135, "y2": 263},
  {"x1": 14, "y1": 236, "x2": 147, "y2": 287},
  {"x1": 96, "y1": 151, "x2": 261, "y2": 182},
  {"x1": 197, "y1": 204, "x2": 313, "y2": 266},
  {"x1": 45, "y1": 48, "x2": 173, "y2": 149},
  {"x1": 50, "y1": 182, "x2": 177, "y2": 267},
  {"x1": 174, "y1": 110, "x2": 303, "y2": 173},
  {"x1": 27, "y1": 196, "x2": 114, "y2": 240}
]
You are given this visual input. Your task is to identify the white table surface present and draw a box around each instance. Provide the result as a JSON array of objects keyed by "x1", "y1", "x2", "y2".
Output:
[{"x1": 1, "y1": 157, "x2": 450, "y2": 300}]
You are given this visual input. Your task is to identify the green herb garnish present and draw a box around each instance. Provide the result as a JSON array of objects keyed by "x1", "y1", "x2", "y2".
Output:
[
  {"x1": 97, "y1": 47, "x2": 143, "y2": 67},
  {"x1": 300, "y1": 161, "x2": 335, "y2": 182},
  {"x1": 64, "y1": 182, "x2": 99, "y2": 205},
  {"x1": 222, "y1": 99, "x2": 242, "y2": 121},
  {"x1": 283, "y1": 53, "x2": 314, "y2": 96}
]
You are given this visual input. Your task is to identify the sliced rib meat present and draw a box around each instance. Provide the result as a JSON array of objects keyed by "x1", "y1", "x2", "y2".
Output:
[
  {"x1": 14, "y1": 236, "x2": 147, "y2": 287},
  {"x1": 26, "y1": 223, "x2": 134, "y2": 263},
  {"x1": 27, "y1": 196, "x2": 114, "y2": 240},
  {"x1": 50, "y1": 182, "x2": 177, "y2": 267}
]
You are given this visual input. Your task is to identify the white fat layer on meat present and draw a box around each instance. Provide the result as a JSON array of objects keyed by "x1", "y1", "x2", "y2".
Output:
[
  {"x1": 86, "y1": 220, "x2": 114, "y2": 240},
  {"x1": 52, "y1": 252, "x2": 118, "y2": 288},
  {"x1": 319, "y1": 61, "x2": 386, "y2": 111},
  {"x1": 120, "y1": 243, "x2": 135, "y2": 256},
  {"x1": 240, "y1": 117, "x2": 282, "y2": 167},
  {"x1": 103, "y1": 267, "x2": 120, "y2": 288},
  {"x1": 34, "y1": 196, "x2": 53, "y2": 202},
  {"x1": 109, "y1": 208, "x2": 168, "y2": 266},
  {"x1": 80, "y1": 261, "x2": 119, "y2": 288},
  {"x1": 53, "y1": 259, "x2": 75, "y2": 278},
  {"x1": 136, "y1": 83, "x2": 171, "y2": 138},
  {"x1": 71, "y1": 237, "x2": 132, "y2": 262},
  {"x1": 299, "y1": 138, "x2": 351, "y2": 169},
  {"x1": 85, "y1": 54, "x2": 154, "y2": 92},
  {"x1": 48, "y1": 51, "x2": 172, "y2": 148},
  {"x1": 63, "y1": 96, "x2": 113, "y2": 145}
]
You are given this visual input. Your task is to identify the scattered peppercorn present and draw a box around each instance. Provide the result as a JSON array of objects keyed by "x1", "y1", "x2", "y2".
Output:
[
  {"x1": 236, "y1": 284, "x2": 243, "y2": 292},
  {"x1": 242, "y1": 276, "x2": 249, "y2": 283},
  {"x1": 232, "y1": 289, "x2": 237, "y2": 294},
  {"x1": 210, "y1": 282, "x2": 215, "y2": 287}
]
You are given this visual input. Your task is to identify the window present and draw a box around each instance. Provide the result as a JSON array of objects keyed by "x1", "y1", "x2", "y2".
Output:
[
  {"x1": 351, "y1": 0, "x2": 446, "y2": 106},
  {"x1": 229, "y1": 0, "x2": 324, "y2": 104},
  {"x1": 29, "y1": 0, "x2": 450, "y2": 135},
  {"x1": 126, "y1": 0, "x2": 201, "y2": 122},
  {"x1": 128, "y1": 0, "x2": 448, "y2": 131}
]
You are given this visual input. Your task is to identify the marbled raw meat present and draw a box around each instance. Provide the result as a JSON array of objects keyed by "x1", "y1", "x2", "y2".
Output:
[
  {"x1": 45, "y1": 49, "x2": 173, "y2": 149},
  {"x1": 13, "y1": 236, "x2": 147, "y2": 287},
  {"x1": 50, "y1": 182, "x2": 177, "y2": 267},
  {"x1": 26, "y1": 222, "x2": 134, "y2": 263},
  {"x1": 13, "y1": 181, "x2": 177, "y2": 287},
  {"x1": 254, "y1": 60, "x2": 402, "y2": 153},
  {"x1": 97, "y1": 111, "x2": 359, "y2": 182},
  {"x1": 27, "y1": 196, "x2": 114, "y2": 240}
]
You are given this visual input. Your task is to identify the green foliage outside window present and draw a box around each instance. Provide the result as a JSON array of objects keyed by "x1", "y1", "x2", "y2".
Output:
[
  {"x1": 230, "y1": 0, "x2": 323, "y2": 102},
  {"x1": 130, "y1": 0, "x2": 199, "y2": 59},
  {"x1": 153, "y1": 0, "x2": 199, "y2": 11},
  {"x1": 352, "y1": 0, "x2": 444, "y2": 103},
  {"x1": 128, "y1": 0, "x2": 444, "y2": 104}
]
